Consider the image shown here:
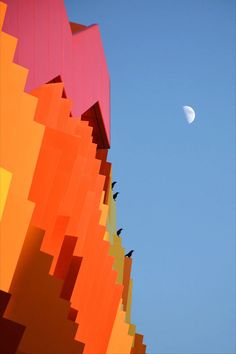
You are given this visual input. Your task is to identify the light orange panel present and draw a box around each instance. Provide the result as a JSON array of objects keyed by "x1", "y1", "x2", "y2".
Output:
[
  {"x1": 0, "y1": 7, "x2": 44, "y2": 291},
  {"x1": 106, "y1": 301, "x2": 133, "y2": 354}
]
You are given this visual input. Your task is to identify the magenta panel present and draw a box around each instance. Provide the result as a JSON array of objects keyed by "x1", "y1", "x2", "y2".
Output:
[{"x1": 3, "y1": 0, "x2": 110, "y2": 147}]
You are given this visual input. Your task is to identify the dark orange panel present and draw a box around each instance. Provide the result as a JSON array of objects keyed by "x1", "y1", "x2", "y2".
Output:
[
  {"x1": 0, "y1": 290, "x2": 25, "y2": 354},
  {"x1": 130, "y1": 334, "x2": 146, "y2": 354},
  {"x1": 122, "y1": 257, "x2": 132, "y2": 311},
  {"x1": 54, "y1": 235, "x2": 77, "y2": 279},
  {"x1": 60, "y1": 256, "x2": 83, "y2": 301},
  {"x1": 4, "y1": 225, "x2": 84, "y2": 354}
]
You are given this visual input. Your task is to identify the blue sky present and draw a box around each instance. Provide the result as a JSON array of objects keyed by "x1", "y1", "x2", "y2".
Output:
[{"x1": 65, "y1": 1, "x2": 235, "y2": 353}]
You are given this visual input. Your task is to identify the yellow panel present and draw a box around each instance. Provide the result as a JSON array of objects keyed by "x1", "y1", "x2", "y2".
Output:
[
  {"x1": 128, "y1": 324, "x2": 136, "y2": 336},
  {"x1": 0, "y1": 194, "x2": 34, "y2": 291},
  {"x1": 0, "y1": 167, "x2": 12, "y2": 220},
  {"x1": 106, "y1": 170, "x2": 125, "y2": 283},
  {"x1": 109, "y1": 235, "x2": 125, "y2": 284},
  {"x1": 106, "y1": 171, "x2": 117, "y2": 244}
]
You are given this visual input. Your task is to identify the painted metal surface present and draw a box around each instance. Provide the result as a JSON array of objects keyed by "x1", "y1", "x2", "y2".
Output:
[{"x1": 3, "y1": 0, "x2": 110, "y2": 147}]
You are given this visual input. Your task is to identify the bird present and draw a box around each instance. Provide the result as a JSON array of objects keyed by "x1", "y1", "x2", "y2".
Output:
[
  {"x1": 113, "y1": 192, "x2": 119, "y2": 201},
  {"x1": 125, "y1": 250, "x2": 134, "y2": 258},
  {"x1": 117, "y1": 228, "x2": 123, "y2": 236},
  {"x1": 111, "y1": 181, "x2": 117, "y2": 189}
]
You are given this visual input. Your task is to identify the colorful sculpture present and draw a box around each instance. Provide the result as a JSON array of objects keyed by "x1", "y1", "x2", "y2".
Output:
[{"x1": 0, "y1": 2, "x2": 146, "y2": 353}]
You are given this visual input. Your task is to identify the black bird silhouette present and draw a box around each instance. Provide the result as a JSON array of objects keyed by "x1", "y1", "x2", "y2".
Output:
[
  {"x1": 117, "y1": 228, "x2": 123, "y2": 236},
  {"x1": 111, "y1": 181, "x2": 117, "y2": 189},
  {"x1": 125, "y1": 250, "x2": 134, "y2": 258},
  {"x1": 113, "y1": 192, "x2": 119, "y2": 201}
]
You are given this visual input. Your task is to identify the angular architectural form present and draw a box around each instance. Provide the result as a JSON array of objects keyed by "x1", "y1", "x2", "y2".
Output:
[{"x1": 0, "y1": 1, "x2": 146, "y2": 353}]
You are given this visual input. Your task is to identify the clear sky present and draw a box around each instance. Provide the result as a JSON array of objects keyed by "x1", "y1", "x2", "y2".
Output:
[{"x1": 65, "y1": 1, "x2": 235, "y2": 353}]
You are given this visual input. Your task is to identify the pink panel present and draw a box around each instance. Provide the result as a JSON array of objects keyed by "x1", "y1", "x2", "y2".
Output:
[{"x1": 3, "y1": 0, "x2": 110, "y2": 147}]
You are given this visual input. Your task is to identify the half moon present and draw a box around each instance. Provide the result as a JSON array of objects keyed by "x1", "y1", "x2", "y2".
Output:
[{"x1": 183, "y1": 106, "x2": 195, "y2": 124}]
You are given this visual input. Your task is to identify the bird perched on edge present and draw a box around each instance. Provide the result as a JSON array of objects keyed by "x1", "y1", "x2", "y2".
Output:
[
  {"x1": 117, "y1": 228, "x2": 123, "y2": 236},
  {"x1": 125, "y1": 250, "x2": 134, "y2": 258},
  {"x1": 111, "y1": 181, "x2": 117, "y2": 189},
  {"x1": 113, "y1": 192, "x2": 119, "y2": 201}
]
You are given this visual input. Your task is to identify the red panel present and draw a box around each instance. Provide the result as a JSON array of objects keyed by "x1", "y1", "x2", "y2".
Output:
[
  {"x1": 60, "y1": 256, "x2": 83, "y2": 301},
  {"x1": 54, "y1": 235, "x2": 77, "y2": 280}
]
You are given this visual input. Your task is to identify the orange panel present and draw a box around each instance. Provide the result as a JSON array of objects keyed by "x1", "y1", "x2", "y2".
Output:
[{"x1": 30, "y1": 83, "x2": 123, "y2": 353}]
